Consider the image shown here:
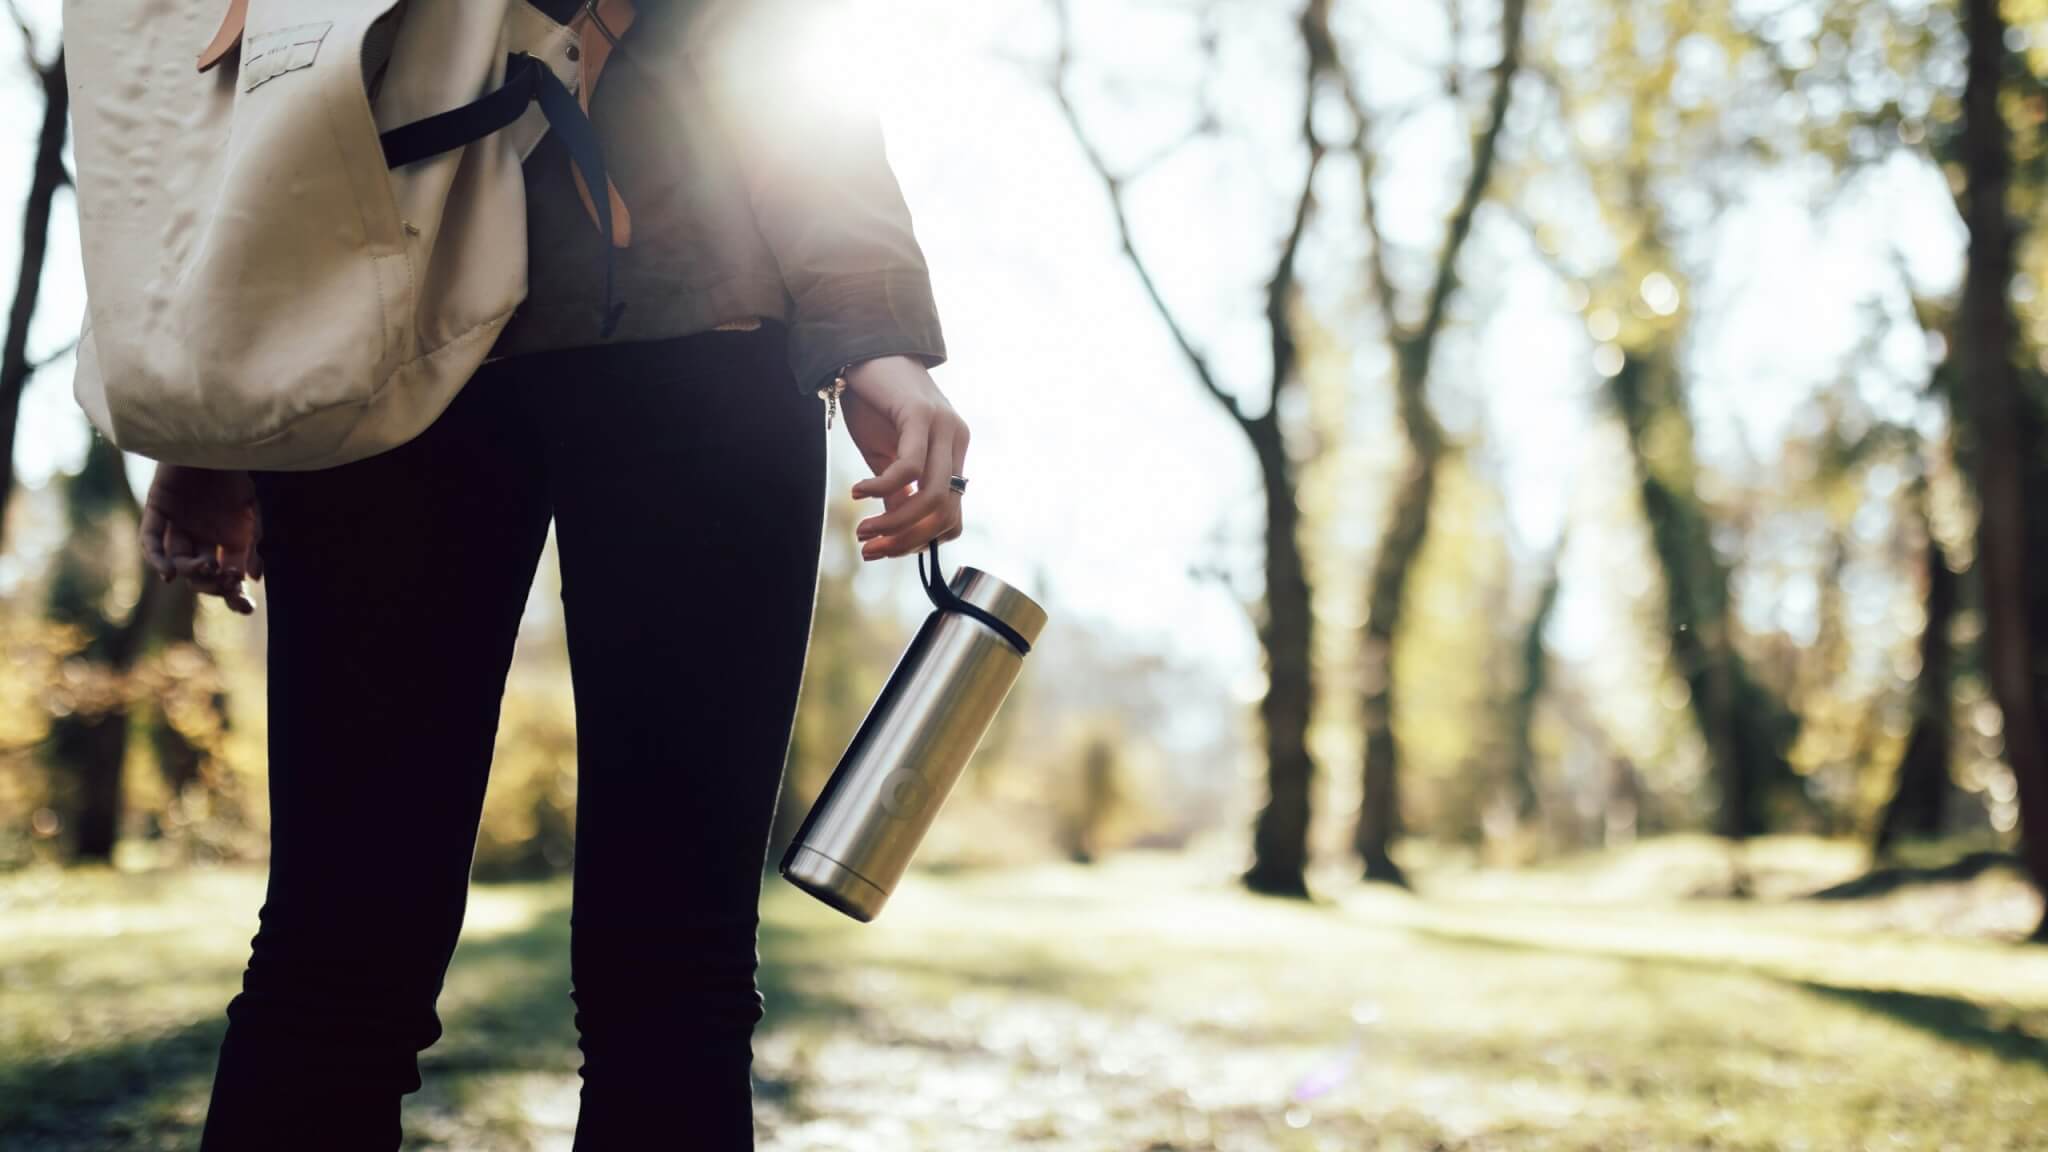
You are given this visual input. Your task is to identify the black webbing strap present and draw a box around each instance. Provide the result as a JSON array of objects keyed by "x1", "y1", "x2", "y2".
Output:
[
  {"x1": 919, "y1": 540, "x2": 1031, "y2": 656},
  {"x1": 377, "y1": 54, "x2": 544, "y2": 168},
  {"x1": 378, "y1": 53, "x2": 625, "y2": 337}
]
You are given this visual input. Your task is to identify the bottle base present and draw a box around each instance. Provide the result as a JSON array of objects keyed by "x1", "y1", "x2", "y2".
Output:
[{"x1": 780, "y1": 846, "x2": 889, "y2": 922}]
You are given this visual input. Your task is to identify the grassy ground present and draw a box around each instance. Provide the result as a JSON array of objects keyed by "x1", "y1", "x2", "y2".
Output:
[{"x1": 3, "y1": 842, "x2": 2047, "y2": 1150}]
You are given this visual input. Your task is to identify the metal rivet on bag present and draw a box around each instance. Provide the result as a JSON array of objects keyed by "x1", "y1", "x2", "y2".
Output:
[{"x1": 566, "y1": 43, "x2": 581, "y2": 62}]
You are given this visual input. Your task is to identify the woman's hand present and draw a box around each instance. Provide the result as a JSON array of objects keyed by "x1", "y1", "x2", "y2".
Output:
[
  {"x1": 140, "y1": 465, "x2": 262, "y2": 615},
  {"x1": 840, "y1": 355, "x2": 968, "y2": 562}
]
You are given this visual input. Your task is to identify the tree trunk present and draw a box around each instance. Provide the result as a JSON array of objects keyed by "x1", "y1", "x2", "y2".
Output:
[
  {"x1": 1873, "y1": 534, "x2": 1957, "y2": 858},
  {"x1": 2025, "y1": 396, "x2": 2048, "y2": 942},
  {"x1": 54, "y1": 707, "x2": 126, "y2": 861},
  {"x1": 1245, "y1": 424, "x2": 1316, "y2": 897},
  {"x1": 1954, "y1": 0, "x2": 2048, "y2": 942},
  {"x1": 0, "y1": 47, "x2": 68, "y2": 540},
  {"x1": 1054, "y1": 0, "x2": 1325, "y2": 900},
  {"x1": 1354, "y1": 438, "x2": 1436, "y2": 887},
  {"x1": 1348, "y1": 0, "x2": 1527, "y2": 884},
  {"x1": 1608, "y1": 351, "x2": 1800, "y2": 843},
  {"x1": 1503, "y1": 555, "x2": 1562, "y2": 824},
  {"x1": 147, "y1": 585, "x2": 213, "y2": 796},
  {"x1": 47, "y1": 437, "x2": 154, "y2": 864}
]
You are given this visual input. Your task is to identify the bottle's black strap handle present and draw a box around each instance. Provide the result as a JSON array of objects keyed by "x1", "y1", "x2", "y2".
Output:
[{"x1": 919, "y1": 541, "x2": 1031, "y2": 656}]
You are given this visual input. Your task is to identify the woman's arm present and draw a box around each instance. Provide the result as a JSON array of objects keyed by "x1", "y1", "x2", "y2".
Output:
[
  {"x1": 684, "y1": 1, "x2": 963, "y2": 559},
  {"x1": 683, "y1": 0, "x2": 948, "y2": 391}
]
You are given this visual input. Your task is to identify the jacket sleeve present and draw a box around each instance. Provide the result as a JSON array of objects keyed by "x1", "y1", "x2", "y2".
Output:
[{"x1": 683, "y1": 0, "x2": 947, "y2": 393}]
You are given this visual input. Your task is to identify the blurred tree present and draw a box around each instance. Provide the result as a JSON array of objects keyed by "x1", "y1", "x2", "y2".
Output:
[
  {"x1": 1768, "y1": 355, "x2": 1936, "y2": 840},
  {"x1": 1737, "y1": 0, "x2": 2048, "y2": 869},
  {"x1": 1052, "y1": 0, "x2": 1330, "y2": 897},
  {"x1": 45, "y1": 437, "x2": 155, "y2": 862},
  {"x1": 1341, "y1": 0, "x2": 1530, "y2": 887},
  {"x1": 0, "y1": 13, "x2": 68, "y2": 540},
  {"x1": 1061, "y1": 734, "x2": 1120, "y2": 865},
  {"x1": 1874, "y1": 516, "x2": 1960, "y2": 857},
  {"x1": 1951, "y1": 0, "x2": 2048, "y2": 939},
  {"x1": 1520, "y1": 2, "x2": 1810, "y2": 851},
  {"x1": 147, "y1": 588, "x2": 207, "y2": 796},
  {"x1": 142, "y1": 583, "x2": 235, "y2": 821},
  {"x1": 1607, "y1": 346, "x2": 1802, "y2": 844},
  {"x1": 1390, "y1": 451, "x2": 1515, "y2": 846},
  {"x1": 1502, "y1": 546, "x2": 1562, "y2": 830}
]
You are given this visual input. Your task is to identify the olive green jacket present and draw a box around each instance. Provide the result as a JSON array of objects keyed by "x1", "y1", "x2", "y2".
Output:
[{"x1": 493, "y1": 0, "x2": 947, "y2": 392}]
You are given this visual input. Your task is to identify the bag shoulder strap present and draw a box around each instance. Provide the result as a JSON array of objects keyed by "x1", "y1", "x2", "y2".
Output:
[
  {"x1": 381, "y1": 52, "x2": 626, "y2": 336},
  {"x1": 187, "y1": 0, "x2": 629, "y2": 335}
]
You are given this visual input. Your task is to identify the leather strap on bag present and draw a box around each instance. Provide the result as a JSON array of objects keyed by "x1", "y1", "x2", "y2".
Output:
[{"x1": 196, "y1": 0, "x2": 247, "y2": 73}]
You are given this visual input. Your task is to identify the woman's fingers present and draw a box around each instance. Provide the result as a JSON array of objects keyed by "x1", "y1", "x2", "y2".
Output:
[
  {"x1": 858, "y1": 422, "x2": 961, "y2": 556},
  {"x1": 187, "y1": 571, "x2": 253, "y2": 613},
  {"x1": 851, "y1": 414, "x2": 928, "y2": 501},
  {"x1": 219, "y1": 577, "x2": 257, "y2": 615},
  {"x1": 873, "y1": 510, "x2": 959, "y2": 555},
  {"x1": 219, "y1": 533, "x2": 256, "y2": 585},
  {"x1": 215, "y1": 540, "x2": 258, "y2": 615}
]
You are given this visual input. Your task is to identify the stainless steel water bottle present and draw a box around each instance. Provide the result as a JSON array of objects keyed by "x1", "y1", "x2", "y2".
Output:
[{"x1": 780, "y1": 547, "x2": 1048, "y2": 921}]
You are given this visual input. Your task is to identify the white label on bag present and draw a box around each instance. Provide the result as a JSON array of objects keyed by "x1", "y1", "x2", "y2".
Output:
[{"x1": 243, "y1": 23, "x2": 333, "y2": 93}]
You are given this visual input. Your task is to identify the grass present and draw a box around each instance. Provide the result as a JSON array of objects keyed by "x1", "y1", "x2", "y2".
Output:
[{"x1": 3, "y1": 841, "x2": 2047, "y2": 1150}]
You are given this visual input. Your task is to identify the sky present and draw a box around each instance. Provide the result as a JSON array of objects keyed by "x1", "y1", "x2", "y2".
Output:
[{"x1": 0, "y1": 0, "x2": 1969, "y2": 697}]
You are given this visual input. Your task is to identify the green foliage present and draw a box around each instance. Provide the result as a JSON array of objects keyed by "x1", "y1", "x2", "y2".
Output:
[{"x1": 1391, "y1": 453, "x2": 1515, "y2": 843}]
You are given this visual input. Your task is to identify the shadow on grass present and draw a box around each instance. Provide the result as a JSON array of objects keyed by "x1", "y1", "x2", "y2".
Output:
[
  {"x1": 415, "y1": 887, "x2": 870, "y2": 1135},
  {"x1": 1407, "y1": 923, "x2": 2048, "y2": 1072},
  {"x1": 0, "y1": 1016, "x2": 226, "y2": 1150},
  {"x1": 1806, "y1": 851, "x2": 2021, "y2": 901},
  {"x1": 1789, "y1": 980, "x2": 2048, "y2": 1071},
  {"x1": 0, "y1": 884, "x2": 866, "y2": 1150}
]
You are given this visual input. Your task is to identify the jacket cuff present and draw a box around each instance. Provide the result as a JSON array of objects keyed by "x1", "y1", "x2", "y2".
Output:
[{"x1": 786, "y1": 269, "x2": 948, "y2": 394}]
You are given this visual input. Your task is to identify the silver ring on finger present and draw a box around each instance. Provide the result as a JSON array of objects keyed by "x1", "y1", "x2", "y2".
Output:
[{"x1": 948, "y1": 475, "x2": 969, "y2": 495}]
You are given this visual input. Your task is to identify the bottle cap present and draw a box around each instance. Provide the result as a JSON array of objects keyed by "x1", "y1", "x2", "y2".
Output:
[{"x1": 951, "y1": 567, "x2": 1048, "y2": 650}]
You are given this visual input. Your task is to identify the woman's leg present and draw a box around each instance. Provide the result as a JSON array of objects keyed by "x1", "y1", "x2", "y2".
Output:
[
  {"x1": 526, "y1": 331, "x2": 827, "y2": 1150},
  {"x1": 200, "y1": 374, "x2": 554, "y2": 1151}
]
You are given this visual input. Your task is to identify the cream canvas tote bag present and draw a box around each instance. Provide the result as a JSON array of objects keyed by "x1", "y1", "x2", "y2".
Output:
[{"x1": 66, "y1": 0, "x2": 609, "y2": 470}]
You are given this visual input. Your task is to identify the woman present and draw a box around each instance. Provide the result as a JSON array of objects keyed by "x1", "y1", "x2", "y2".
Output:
[{"x1": 139, "y1": 2, "x2": 965, "y2": 1147}]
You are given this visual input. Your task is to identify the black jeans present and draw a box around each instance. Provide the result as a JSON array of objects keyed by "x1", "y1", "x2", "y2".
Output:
[{"x1": 199, "y1": 329, "x2": 826, "y2": 1151}]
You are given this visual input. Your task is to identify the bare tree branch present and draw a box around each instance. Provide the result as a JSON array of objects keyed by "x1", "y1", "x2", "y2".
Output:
[
  {"x1": 1350, "y1": 95, "x2": 1402, "y2": 344},
  {"x1": 1052, "y1": 0, "x2": 1334, "y2": 431},
  {"x1": 1446, "y1": 0, "x2": 1464, "y2": 99},
  {"x1": 1124, "y1": 120, "x2": 1210, "y2": 184},
  {"x1": 29, "y1": 332, "x2": 80, "y2": 375},
  {"x1": 1412, "y1": 0, "x2": 1528, "y2": 373},
  {"x1": 1050, "y1": 0, "x2": 1251, "y2": 427},
  {"x1": 1263, "y1": 0, "x2": 1333, "y2": 418},
  {"x1": 0, "y1": 42, "x2": 68, "y2": 539}
]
